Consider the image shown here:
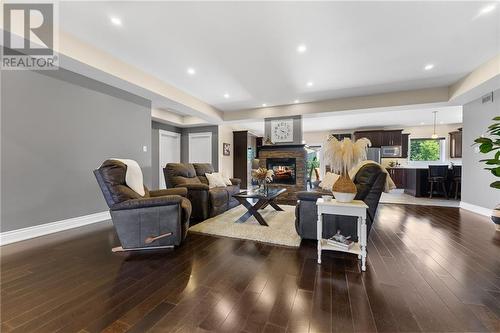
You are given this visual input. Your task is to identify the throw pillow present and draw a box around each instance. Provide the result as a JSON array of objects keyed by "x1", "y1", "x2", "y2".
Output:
[
  {"x1": 110, "y1": 158, "x2": 145, "y2": 196},
  {"x1": 319, "y1": 172, "x2": 339, "y2": 191},
  {"x1": 221, "y1": 173, "x2": 233, "y2": 186},
  {"x1": 205, "y1": 172, "x2": 227, "y2": 188}
]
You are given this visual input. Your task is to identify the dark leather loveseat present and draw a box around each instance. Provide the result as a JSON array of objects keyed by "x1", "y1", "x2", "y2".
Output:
[
  {"x1": 163, "y1": 163, "x2": 241, "y2": 223},
  {"x1": 94, "y1": 160, "x2": 192, "y2": 250},
  {"x1": 295, "y1": 163, "x2": 386, "y2": 241}
]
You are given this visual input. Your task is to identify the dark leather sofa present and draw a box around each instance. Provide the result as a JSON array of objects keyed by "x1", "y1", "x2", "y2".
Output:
[
  {"x1": 295, "y1": 163, "x2": 386, "y2": 241},
  {"x1": 94, "y1": 160, "x2": 192, "y2": 250},
  {"x1": 163, "y1": 163, "x2": 241, "y2": 223}
]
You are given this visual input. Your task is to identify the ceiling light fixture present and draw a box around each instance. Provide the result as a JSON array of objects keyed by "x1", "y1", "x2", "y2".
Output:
[
  {"x1": 424, "y1": 64, "x2": 434, "y2": 71},
  {"x1": 294, "y1": 99, "x2": 300, "y2": 104},
  {"x1": 479, "y1": 3, "x2": 496, "y2": 15},
  {"x1": 262, "y1": 103, "x2": 267, "y2": 107},
  {"x1": 297, "y1": 44, "x2": 307, "y2": 53},
  {"x1": 110, "y1": 17, "x2": 122, "y2": 26},
  {"x1": 187, "y1": 67, "x2": 196, "y2": 75},
  {"x1": 431, "y1": 111, "x2": 439, "y2": 139},
  {"x1": 223, "y1": 93, "x2": 230, "y2": 99},
  {"x1": 306, "y1": 81, "x2": 314, "y2": 87}
]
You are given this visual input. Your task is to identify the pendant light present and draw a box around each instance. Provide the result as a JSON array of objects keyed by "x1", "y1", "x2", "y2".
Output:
[{"x1": 431, "y1": 111, "x2": 438, "y2": 139}]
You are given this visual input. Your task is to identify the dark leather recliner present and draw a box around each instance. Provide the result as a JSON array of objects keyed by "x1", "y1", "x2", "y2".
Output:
[
  {"x1": 163, "y1": 163, "x2": 241, "y2": 223},
  {"x1": 94, "y1": 159, "x2": 192, "y2": 251},
  {"x1": 295, "y1": 163, "x2": 387, "y2": 241}
]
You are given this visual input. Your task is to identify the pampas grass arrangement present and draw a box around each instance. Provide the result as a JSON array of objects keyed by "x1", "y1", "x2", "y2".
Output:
[{"x1": 322, "y1": 136, "x2": 371, "y2": 201}]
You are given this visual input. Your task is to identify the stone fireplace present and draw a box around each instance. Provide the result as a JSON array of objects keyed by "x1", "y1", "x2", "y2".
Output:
[{"x1": 258, "y1": 144, "x2": 307, "y2": 204}]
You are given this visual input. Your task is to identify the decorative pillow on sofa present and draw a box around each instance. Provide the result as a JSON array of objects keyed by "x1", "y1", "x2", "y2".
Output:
[
  {"x1": 221, "y1": 173, "x2": 233, "y2": 186},
  {"x1": 319, "y1": 172, "x2": 339, "y2": 191},
  {"x1": 205, "y1": 172, "x2": 227, "y2": 188}
]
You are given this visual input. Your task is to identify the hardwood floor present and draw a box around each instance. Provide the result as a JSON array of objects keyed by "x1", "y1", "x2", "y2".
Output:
[{"x1": 1, "y1": 204, "x2": 500, "y2": 332}]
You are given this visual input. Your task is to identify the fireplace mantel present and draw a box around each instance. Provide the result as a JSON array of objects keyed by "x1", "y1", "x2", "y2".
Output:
[{"x1": 259, "y1": 144, "x2": 306, "y2": 150}]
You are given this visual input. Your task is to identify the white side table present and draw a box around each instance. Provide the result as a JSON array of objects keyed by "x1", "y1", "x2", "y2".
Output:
[{"x1": 316, "y1": 198, "x2": 369, "y2": 271}]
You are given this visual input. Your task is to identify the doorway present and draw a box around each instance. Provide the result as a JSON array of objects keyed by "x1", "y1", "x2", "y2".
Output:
[{"x1": 159, "y1": 130, "x2": 181, "y2": 189}]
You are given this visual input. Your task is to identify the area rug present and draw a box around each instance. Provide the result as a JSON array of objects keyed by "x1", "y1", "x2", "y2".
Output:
[{"x1": 188, "y1": 205, "x2": 301, "y2": 247}]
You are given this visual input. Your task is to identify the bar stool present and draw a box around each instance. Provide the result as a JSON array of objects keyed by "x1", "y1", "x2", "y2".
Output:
[
  {"x1": 449, "y1": 165, "x2": 462, "y2": 200},
  {"x1": 428, "y1": 165, "x2": 449, "y2": 199}
]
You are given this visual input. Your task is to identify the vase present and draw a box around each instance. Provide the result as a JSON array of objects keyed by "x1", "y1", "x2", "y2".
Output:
[
  {"x1": 332, "y1": 171, "x2": 357, "y2": 203},
  {"x1": 493, "y1": 204, "x2": 500, "y2": 231}
]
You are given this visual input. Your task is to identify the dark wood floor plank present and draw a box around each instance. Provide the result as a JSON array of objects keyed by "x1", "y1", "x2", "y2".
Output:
[
  {"x1": 330, "y1": 259, "x2": 354, "y2": 333},
  {"x1": 2, "y1": 204, "x2": 500, "y2": 333}
]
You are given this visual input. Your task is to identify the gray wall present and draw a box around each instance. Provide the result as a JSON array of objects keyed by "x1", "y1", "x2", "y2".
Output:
[
  {"x1": 151, "y1": 123, "x2": 219, "y2": 188},
  {"x1": 264, "y1": 115, "x2": 303, "y2": 144},
  {"x1": 1, "y1": 69, "x2": 152, "y2": 232},
  {"x1": 462, "y1": 89, "x2": 500, "y2": 210}
]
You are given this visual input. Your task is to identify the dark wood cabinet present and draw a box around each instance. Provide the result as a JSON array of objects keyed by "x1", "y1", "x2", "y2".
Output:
[
  {"x1": 354, "y1": 131, "x2": 383, "y2": 147},
  {"x1": 332, "y1": 133, "x2": 352, "y2": 141},
  {"x1": 401, "y1": 133, "x2": 410, "y2": 158},
  {"x1": 354, "y1": 129, "x2": 403, "y2": 148},
  {"x1": 382, "y1": 130, "x2": 403, "y2": 146},
  {"x1": 449, "y1": 130, "x2": 462, "y2": 158},
  {"x1": 387, "y1": 168, "x2": 406, "y2": 188},
  {"x1": 233, "y1": 131, "x2": 257, "y2": 188}
]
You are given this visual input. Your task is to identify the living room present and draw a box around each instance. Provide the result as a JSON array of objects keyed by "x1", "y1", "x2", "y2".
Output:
[{"x1": 1, "y1": 2, "x2": 500, "y2": 332}]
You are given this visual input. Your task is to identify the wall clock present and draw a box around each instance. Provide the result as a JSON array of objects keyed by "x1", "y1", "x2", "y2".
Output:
[{"x1": 271, "y1": 119, "x2": 294, "y2": 143}]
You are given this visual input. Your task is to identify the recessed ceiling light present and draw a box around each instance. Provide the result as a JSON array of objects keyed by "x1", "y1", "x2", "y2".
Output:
[
  {"x1": 424, "y1": 64, "x2": 434, "y2": 71},
  {"x1": 306, "y1": 81, "x2": 314, "y2": 87},
  {"x1": 223, "y1": 93, "x2": 230, "y2": 99},
  {"x1": 110, "y1": 17, "x2": 122, "y2": 26},
  {"x1": 262, "y1": 103, "x2": 267, "y2": 107},
  {"x1": 479, "y1": 3, "x2": 496, "y2": 15},
  {"x1": 187, "y1": 67, "x2": 196, "y2": 75},
  {"x1": 297, "y1": 44, "x2": 307, "y2": 53},
  {"x1": 294, "y1": 99, "x2": 300, "y2": 104}
]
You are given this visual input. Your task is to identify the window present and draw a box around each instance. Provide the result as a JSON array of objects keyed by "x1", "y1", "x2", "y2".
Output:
[{"x1": 409, "y1": 138, "x2": 444, "y2": 161}]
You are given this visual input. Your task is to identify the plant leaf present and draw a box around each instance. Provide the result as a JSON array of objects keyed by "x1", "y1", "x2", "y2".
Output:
[
  {"x1": 490, "y1": 181, "x2": 500, "y2": 190},
  {"x1": 474, "y1": 138, "x2": 492, "y2": 144}
]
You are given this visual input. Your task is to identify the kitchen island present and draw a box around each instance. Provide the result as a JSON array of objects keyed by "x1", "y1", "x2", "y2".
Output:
[{"x1": 385, "y1": 166, "x2": 459, "y2": 198}]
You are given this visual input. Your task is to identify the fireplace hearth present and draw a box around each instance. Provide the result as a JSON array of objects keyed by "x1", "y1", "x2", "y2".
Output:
[{"x1": 267, "y1": 158, "x2": 296, "y2": 185}]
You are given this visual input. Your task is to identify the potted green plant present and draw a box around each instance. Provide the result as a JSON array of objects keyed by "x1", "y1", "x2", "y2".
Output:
[{"x1": 474, "y1": 116, "x2": 500, "y2": 231}]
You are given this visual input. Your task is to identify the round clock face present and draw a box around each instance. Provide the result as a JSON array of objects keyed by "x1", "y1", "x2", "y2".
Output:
[{"x1": 272, "y1": 120, "x2": 293, "y2": 142}]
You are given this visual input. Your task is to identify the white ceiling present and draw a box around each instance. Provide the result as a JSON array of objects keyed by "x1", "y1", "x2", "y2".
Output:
[
  {"x1": 234, "y1": 105, "x2": 463, "y2": 135},
  {"x1": 59, "y1": 2, "x2": 499, "y2": 112}
]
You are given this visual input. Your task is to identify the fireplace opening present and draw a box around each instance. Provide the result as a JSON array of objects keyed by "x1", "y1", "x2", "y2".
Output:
[{"x1": 266, "y1": 158, "x2": 296, "y2": 185}]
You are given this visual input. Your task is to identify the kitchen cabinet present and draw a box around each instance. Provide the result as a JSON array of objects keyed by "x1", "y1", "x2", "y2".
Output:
[
  {"x1": 387, "y1": 168, "x2": 406, "y2": 188},
  {"x1": 332, "y1": 133, "x2": 352, "y2": 140},
  {"x1": 401, "y1": 133, "x2": 410, "y2": 158},
  {"x1": 354, "y1": 131, "x2": 383, "y2": 147},
  {"x1": 449, "y1": 130, "x2": 462, "y2": 158},
  {"x1": 382, "y1": 130, "x2": 403, "y2": 146}
]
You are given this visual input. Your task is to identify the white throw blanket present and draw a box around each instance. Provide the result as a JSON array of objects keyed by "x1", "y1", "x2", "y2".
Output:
[
  {"x1": 110, "y1": 158, "x2": 145, "y2": 196},
  {"x1": 348, "y1": 160, "x2": 396, "y2": 193}
]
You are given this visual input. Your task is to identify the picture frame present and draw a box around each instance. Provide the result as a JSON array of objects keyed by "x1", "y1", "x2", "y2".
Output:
[{"x1": 223, "y1": 143, "x2": 231, "y2": 156}]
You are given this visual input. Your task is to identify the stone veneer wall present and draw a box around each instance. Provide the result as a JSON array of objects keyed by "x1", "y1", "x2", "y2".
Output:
[{"x1": 259, "y1": 146, "x2": 307, "y2": 204}]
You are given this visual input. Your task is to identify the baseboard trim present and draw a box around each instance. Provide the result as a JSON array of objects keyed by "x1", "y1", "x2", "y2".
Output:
[
  {"x1": 0, "y1": 211, "x2": 111, "y2": 246},
  {"x1": 459, "y1": 202, "x2": 492, "y2": 217}
]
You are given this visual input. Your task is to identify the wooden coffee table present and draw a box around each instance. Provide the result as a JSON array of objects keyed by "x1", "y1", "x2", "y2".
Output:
[{"x1": 232, "y1": 188, "x2": 286, "y2": 226}]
